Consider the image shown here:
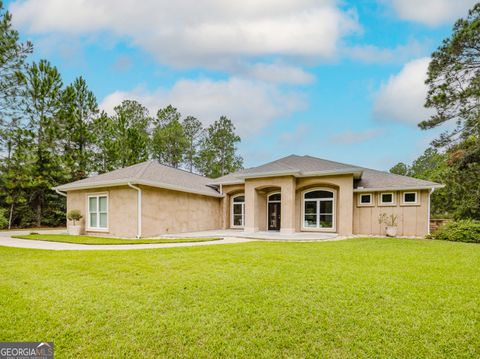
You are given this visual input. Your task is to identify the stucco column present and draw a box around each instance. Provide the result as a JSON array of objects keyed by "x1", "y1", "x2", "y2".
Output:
[
  {"x1": 338, "y1": 177, "x2": 353, "y2": 235},
  {"x1": 244, "y1": 180, "x2": 258, "y2": 232},
  {"x1": 280, "y1": 177, "x2": 296, "y2": 234},
  {"x1": 221, "y1": 196, "x2": 229, "y2": 229}
]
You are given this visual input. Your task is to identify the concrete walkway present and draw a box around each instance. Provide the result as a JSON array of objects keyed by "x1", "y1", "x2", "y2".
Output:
[
  {"x1": 0, "y1": 230, "x2": 252, "y2": 251},
  {"x1": 159, "y1": 229, "x2": 342, "y2": 241}
]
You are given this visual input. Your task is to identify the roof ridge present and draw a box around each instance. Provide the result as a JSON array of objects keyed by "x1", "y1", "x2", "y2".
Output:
[{"x1": 135, "y1": 160, "x2": 154, "y2": 179}]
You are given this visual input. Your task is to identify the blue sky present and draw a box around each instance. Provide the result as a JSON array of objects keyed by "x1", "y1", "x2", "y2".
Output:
[{"x1": 6, "y1": 0, "x2": 476, "y2": 169}]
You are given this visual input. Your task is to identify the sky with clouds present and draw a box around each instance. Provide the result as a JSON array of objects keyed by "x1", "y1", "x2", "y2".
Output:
[{"x1": 6, "y1": 0, "x2": 477, "y2": 169}]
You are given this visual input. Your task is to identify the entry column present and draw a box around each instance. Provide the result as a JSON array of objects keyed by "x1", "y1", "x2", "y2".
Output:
[
  {"x1": 280, "y1": 177, "x2": 296, "y2": 234},
  {"x1": 244, "y1": 179, "x2": 258, "y2": 232}
]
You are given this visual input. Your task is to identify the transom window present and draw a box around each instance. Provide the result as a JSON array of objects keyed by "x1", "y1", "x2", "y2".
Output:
[
  {"x1": 403, "y1": 192, "x2": 418, "y2": 204},
  {"x1": 88, "y1": 194, "x2": 108, "y2": 229},
  {"x1": 303, "y1": 189, "x2": 335, "y2": 230},
  {"x1": 379, "y1": 192, "x2": 395, "y2": 205},
  {"x1": 359, "y1": 193, "x2": 372, "y2": 205},
  {"x1": 268, "y1": 193, "x2": 281, "y2": 202},
  {"x1": 231, "y1": 194, "x2": 245, "y2": 228}
]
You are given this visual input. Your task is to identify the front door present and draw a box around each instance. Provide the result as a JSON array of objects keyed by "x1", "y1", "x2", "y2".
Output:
[{"x1": 268, "y1": 202, "x2": 281, "y2": 231}]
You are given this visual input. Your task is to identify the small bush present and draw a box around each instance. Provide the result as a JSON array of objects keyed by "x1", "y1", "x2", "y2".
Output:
[
  {"x1": 429, "y1": 219, "x2": 480, "y2": 243},
  {"x1": 67, "y1": 210, "x2": 83, "y2": 226}
]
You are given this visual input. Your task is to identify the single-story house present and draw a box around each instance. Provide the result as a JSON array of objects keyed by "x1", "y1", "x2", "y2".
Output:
[{"x1": 54, "y1": 154, "x2": 443, "y2": 238}]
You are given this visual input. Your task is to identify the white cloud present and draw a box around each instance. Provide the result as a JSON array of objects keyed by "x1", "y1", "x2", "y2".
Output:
[
  {"x1": 246, "y1": 63, "x2": 314, "y2": 85},
  {"x1": 373, "y1": 57, "x2": 433, "y2": 124},
  {"x1": 100, "y1": 77, "x2": 306, "y2": 137},
  {"x1": 386, "y1": 0, "x2": 476, "y2": 26},
  {"x1": 345, "y1": 40, "x2": 427, "y2": 64},
  {"x1": 330, "y1": 128, "x2": 385, "y2": 144},
  {"x1": 10, "y1": 0, "x2": 360, "y2": 69}
]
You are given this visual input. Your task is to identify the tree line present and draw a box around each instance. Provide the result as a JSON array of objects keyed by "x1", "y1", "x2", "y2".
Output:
[
  {"x1": 0, "y1": 3, "x2": 243, "y2": 229},
  {"x1": 390, "y1": 4, "x2": 480, "y2": 220}
]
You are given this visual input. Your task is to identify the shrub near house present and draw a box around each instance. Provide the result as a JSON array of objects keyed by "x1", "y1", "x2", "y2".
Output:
[{"x1": 429, "y1": 220, "x2": 480, "y2": 243}]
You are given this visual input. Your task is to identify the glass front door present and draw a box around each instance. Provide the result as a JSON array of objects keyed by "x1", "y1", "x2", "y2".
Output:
[{"x1": 268, "y1": 202, "x2": 281, "y2": 231}]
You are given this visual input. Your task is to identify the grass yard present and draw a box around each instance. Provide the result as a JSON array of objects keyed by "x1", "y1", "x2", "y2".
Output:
[
  {"x1": 11, "y1": 234, "x2": 221, "y2": 245},
  {"x1": 0, "y1": 237, "x2": 479, "y2": 357}
]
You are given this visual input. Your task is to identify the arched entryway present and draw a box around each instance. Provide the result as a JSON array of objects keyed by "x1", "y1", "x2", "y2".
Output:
[{"x1": 267, "y1": 192, "x2": 281, "y2": 231}]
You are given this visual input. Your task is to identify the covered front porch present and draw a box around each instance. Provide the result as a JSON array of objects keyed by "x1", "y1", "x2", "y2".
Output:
[{"x1": 220, "y1": 174, "x2": 354, "y2": 236}]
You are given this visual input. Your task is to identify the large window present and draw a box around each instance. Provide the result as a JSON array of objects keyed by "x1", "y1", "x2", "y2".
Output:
[
  {"x1": 303, "y1": 189, "x2": 335, "y2": 230},
  {"x1": 88, "y1": 194, "x2": 108, "y2": 230},
  {"x1": 231, "y1": 194, "x2": 245, "y2": 228}
]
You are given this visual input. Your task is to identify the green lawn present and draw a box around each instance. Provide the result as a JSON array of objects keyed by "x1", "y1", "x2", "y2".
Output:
[
  {"x1": 11, "y1": 234, "x2": 221, "y2": 244},
  {"x1": 0, "y1": 238, "x2": 479, "y2": 357}
]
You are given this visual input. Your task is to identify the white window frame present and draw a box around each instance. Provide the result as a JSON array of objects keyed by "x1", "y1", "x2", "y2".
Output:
[
  {"x1": 87, "y1": 193, "x2": 109, "y2": 231},
  {"x1": 378, "y1": 192, "x2": 396, "y2": 206},
  {"x1": 231, "y1": 193, "x2": 245, "y2": 229},
  {"x1": 401, "y1": 191, "x2": 418, "y2": 205},
  {"x1": 357, "y1": 193, "x2": 373, "y2": 207},
  {"x1": 301, "y1": 187, "x2": 336, "y2": 232}
]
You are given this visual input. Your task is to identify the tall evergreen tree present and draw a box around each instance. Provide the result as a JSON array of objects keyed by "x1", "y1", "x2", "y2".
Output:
[
  {"x1": 152, "y1": 105, "x2": 188, "y2": 168},
  {"x1": 196, "y1": 116, "x2": 243, "y2": 178},
  {"x1": 95, "y1": 100, "x2": 151, "y2": 170},
  {"x1": 59, "y1": 77, "x2": 98, "y2": 180},
  {"x1": 182, "y1": 116, "x2": 204, "y2": 172},
  {"x1": 22, "y1": 59, "x2": 64, "y2": 226},
  {"x1": 0, "y1": 1, "x2": 32, "y2": 121}
]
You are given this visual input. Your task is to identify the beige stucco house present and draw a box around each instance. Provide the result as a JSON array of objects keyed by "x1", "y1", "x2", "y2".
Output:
[{"x1": 54, "y1": 155, "x2": 443, "y2": 238}]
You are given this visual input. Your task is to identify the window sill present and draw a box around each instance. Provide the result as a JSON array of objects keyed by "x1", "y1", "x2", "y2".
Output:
[
  {"x1": 301, "y1": 227, "x2": 336, "y2": 233},
  {"x1": 86, "y1": 228, "x2": 109, "y2": 233},
  {"x1": 400, "y1": 203, "x2": 420, "y2": 207},
  {"x1": 357, "y1": 204, "x2": 374, "y2": 207},
  {"x1": 378, "y1": 203, "x2": 396, "y2": 207}
]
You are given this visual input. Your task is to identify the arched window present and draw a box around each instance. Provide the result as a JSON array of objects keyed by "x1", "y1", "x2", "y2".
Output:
[
  {"x1": 303, "y1": 189, "x2": 335, "y2": 230},
  {"x1": 231, "y1": 194, "x2": 245, "y2": 228}
]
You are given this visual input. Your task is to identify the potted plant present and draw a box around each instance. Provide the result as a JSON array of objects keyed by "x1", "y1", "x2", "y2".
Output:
[
  {"x1": 67, "y1": 209, "x2": 83, "y2": 235},
  {"x1": 378, "y1": 213, "x2": 398, "y2": 237}
]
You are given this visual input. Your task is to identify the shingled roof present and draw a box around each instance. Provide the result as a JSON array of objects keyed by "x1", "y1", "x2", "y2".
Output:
[
  {"x1": 210, "y1": 155, "x2": 442, "y2": 190},
  {"x1": 54, "y1": 160, "x2": 222, "y2": 197},
  {"x1": 55, "y1": 155, "x2": 442, "y2": 195}
]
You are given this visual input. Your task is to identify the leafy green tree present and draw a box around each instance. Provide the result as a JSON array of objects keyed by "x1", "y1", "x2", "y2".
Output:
[
  {"x1": 182, "y1": 116, "x2": 204, "y2": 172},
  {"x1": 421, "y1": 3, "x2": 480, "y2": 166},
  {"x1": 152, "y1": 106, "x2": 188, "y2": 168},
  {"x1": 0, "y1": 123, "x2": 32, "y2": 228},
  {"x1": 0, "y1": 1, "x2": 32, "y2": 120},
  {"x1": 59, "y1": 77, "x2": 98, "y2": 180},
  {"x1": 22, "y1": 59, "x2": 65, "y2": 226},
  {"x1": 419, "y1": 3, "x2": 480, "y2": 220},
  {"x1": 389, "y1": 162, "x2": 409, "y2": 176},
  {"x1": 95, "y1": 100, "x2": 151, "y2": 170},
  {"x1": 196, "y1": 116, "x2": 243, "y2": 178}
]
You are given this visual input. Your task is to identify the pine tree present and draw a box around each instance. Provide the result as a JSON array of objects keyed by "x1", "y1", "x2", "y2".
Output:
[
  {"x1": 196, "y1": 116, "x2": 243, "y2": 178},
  {"x1": 152, "y1": 105, "x2": 188, "y2": 168}
]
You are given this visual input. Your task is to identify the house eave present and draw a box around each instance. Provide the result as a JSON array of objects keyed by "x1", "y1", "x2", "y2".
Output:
[
  {"x1": 353, "y1": 184, "x2": 444, "y2": 192},
  {"x1": 54, "y1": 178, "x2": 224, "y2": 198}
]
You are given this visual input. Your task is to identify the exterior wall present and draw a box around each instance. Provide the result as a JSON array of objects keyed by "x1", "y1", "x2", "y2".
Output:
[
  {"x1": 66, "y1": 186, "x2": 138, "y2": 238},
  {"x1": 295, "y1": 174, "x2": 354, "y2": 236},
  {"x1": 353, "y1": 190, "x2": 429, "y2": 237},
  {"x1": 140, "y1": 185, "x2": 221, "y2": 237},
  {"x1": 67, "y1": 185, "x2": 222, "y2": 238}
]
